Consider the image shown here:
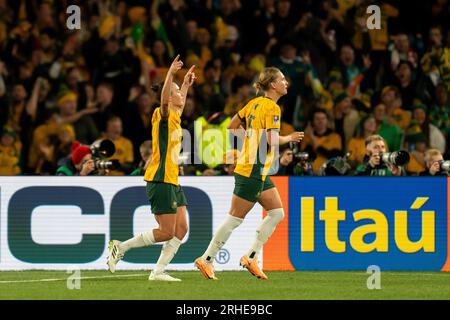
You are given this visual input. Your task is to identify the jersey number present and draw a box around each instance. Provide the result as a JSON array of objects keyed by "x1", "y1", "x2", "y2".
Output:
[{"x1": 246, "y1": 114, "x2": 256, "y2": 138}]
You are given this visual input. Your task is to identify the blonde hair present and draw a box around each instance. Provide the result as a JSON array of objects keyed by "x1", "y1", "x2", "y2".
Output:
[
  {"x1": 424, "y1": 148, "x2": 442, "y2": 163},
  {"x1": 365, "y1": 134, "x2": 386, "y2": 147},
  {"x1": 140, "y1": 140, "x2": 152, "y2": 153},
  {"x1": 254, "y1": 67, "x2": 281, "y2": 94}
]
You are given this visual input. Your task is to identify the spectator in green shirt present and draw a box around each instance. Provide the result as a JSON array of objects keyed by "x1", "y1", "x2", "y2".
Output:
[{"x1": 373, "y1": 103, "x2": 403, "y2": 152}]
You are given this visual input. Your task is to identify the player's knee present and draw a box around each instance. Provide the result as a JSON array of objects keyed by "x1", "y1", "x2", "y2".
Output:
[
  {"x1": 268, "y1": 208, "x2": 284, "y2": 224},
  {"x1": 159, "y1": 228, "x2": 176, "y2": 241},
  {"x1": 228, "y1": 208, "x2": 247, "y2": 219},
  {"x1": 160, "y1": 233, "x2": 174, "y2": 242}
]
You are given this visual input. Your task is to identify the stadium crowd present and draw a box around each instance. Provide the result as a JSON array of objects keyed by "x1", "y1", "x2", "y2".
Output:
[{"x1": 0, "y1": 0, "x2": 449, "y2": 176}]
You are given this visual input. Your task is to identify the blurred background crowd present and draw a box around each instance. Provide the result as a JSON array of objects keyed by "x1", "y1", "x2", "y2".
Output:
[{"x1": 0, "y1": 0, "x2": 449, "y2": 176}]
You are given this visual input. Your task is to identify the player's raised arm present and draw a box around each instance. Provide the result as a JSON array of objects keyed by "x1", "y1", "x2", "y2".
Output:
[
  {"x1": 161, "y1": 54, "x2": 183, "y2": 117},
  {"x1": 228, "y1": 114, "x2": 246, "y2": 140},
  {"x1": 180, "y1": 64, "x2": 196, "y2": 111}
]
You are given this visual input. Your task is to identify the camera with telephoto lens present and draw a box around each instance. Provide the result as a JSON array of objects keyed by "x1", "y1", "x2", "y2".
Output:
[
  {"x1": 381, "y1": 150, "x2": 410, "y2": 166},
  {"x1": 289, "y1": 142, "x2": 309, "y2": 164},
  {"x1": 321, "y1": 152, "x2": 352, "y2": 176},
  {"x1": 93, "y1": 159, "x2": 120, "y2": 170},
  {"x1": 90, "y1": 139, "x2": 120, "y2": 171},
  {"x1": 438, "y1": 160, "x2": 450, "y2": 172}
]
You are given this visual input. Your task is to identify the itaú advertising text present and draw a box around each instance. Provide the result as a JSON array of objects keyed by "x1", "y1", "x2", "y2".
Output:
[{"x1": 286, "y1": 177, "x2": 449, "y2": 271}]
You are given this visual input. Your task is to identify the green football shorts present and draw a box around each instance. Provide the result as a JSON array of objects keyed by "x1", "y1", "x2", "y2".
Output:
[
  {"x1": 233, "y1": 173, "x2": 275, "y2": 203},
  {"x1": 146, "y1": 182, "x2": 188, "y2": 214}
]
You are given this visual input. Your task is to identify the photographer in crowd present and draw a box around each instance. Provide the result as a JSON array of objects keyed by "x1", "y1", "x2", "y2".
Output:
[
  {"x1": 291, "y1": 142, "x2": 315, "y2": 176},
  {"x1": 276, "y1": 147, "x2": 295, "y2": 176},
  {"x1": 56, "y1": 141, "x2": 95, "y2": 176},
  {"x1": 56, "y1": 139, "x2": 118, "y2": 176},
  {"x1": 276, "y1": 143, "x2": 314, "y2": 176},
  {"x1": 420, "y1": 149, "x2": 450, "y2": 176},
  {"x1": 355, "y1": 135, "x2": 407, "y2": 176}
]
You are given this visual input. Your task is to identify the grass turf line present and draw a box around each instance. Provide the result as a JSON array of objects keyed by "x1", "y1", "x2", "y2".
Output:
[{"x1": 0, "y1": 270, "x2": 449, "y2": 300}]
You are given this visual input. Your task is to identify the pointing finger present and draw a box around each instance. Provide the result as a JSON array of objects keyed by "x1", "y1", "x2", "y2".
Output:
[{"x1": 188, "y1": 65, "x2": 196, "y2": 73}]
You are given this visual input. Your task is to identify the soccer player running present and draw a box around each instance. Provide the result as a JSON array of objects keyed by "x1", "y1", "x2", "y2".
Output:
[
  {"x1": 107, "y1": 55, "x2": 196, "y2": 281},
  {"x1": 195, "y1": 67, "x2": 304, "y2": 280}
]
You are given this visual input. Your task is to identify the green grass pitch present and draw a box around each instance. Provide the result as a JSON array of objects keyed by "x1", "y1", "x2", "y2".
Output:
[{"x1": 0, "y1": 270, "x2": 449, "y2": 300}]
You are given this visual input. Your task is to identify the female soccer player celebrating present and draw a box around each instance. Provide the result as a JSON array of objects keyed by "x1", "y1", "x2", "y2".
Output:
[
  {"x1": 107, "y1": 55, "x2": 196, "y2": 281},
  {"x1": 195, "y1": 67, "x2": 304, "y2": 280}
]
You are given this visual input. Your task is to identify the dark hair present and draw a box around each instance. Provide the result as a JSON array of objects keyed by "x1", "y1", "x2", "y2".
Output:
[
  {"x1": 339, "y1": 43, "x2": 354, "y2": 52},
  {"x1": 42, "y1": 108, "x2": 58, "y2": 122},
  {"x1": 107, "y1": 115, "x2": 121, "y2": 124},
  {"x1": 396, "y1": 60, "x2": 414, "y2": 72},
  {"x1": 204, "y1": 60, "x2": 215, "y2": 71},
  {"x1": 310, "y1": 108, "x2": 328, "y2": 122},
  {"x1": 107, "y1": 36, "x2": 120, "y2": 43},
  {"x1": 280, "y1": 145, "x2": 293, "y2": 155},
  {"x1": 395, "y1": 30, "x2": 408, "y2": 37},
  {"x1": 280, "y1": 40, "x2": 297, "y2": 53},
  {"x1": 413, "y1": 107, "x2": 431, "y2": 147},
  {"x1": 355, "y1": 114, "x2": 376, "y2": 138},
  {"x1": 40, "y1": 28, "x2": 56, "y2": 39},
  {"x1": 231, "y1": 76, "x2": 250, "y2": 93},
  {"x1": 430, "y1": 24, "x2": 443, "y2": 33},
  {"x1": 98, "y1": 82, "x2": 114, "y2": 92},
  {"x1": 12, "y1": 81, "x2": 26, "y2": 88},
  {"x1": 66, "y1": 67, "x2": 78, "y2": 75}
]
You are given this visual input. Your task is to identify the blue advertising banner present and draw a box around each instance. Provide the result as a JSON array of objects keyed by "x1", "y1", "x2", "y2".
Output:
[{"x1": 288, "y1": 177, "x2": 448, "y2": 270}]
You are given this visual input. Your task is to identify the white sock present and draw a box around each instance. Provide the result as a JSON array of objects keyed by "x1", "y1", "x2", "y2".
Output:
[
  {"x1": 247, "y1": 208, "x2": 284, "y2": 260},
  {"x1": 202, "y1": 215, "x2": 243, "y2": 263},
  {"x1": 154, "y1": 237, "x2": 182, "y2": 274},
  {"x1": 119, "y1": 230, "x2": 155, "y2": 253}
]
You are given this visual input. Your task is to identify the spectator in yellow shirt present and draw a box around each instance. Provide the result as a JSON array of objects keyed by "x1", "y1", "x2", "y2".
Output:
[
  {"x1": 347, "y1": 114, "x2": 377, "y2": 168},
  {"x1": 421, "y1": 26, "x2": 450, "y2": 92},
  {"x1": 404, "y1": 121, "x2": 427, "y2": 176},
  {"x1": 380, "y1": 85, "x2": 411, "y2": 130},
  {"x1": 28, "y1": 110, "x2": 76, "y2": 174},
  {"x1": 301, "y1": 109, "x2": 343, "y2": 174},
  {"x1": 332, "y1": 92, "x2": 361, "y2": 147},
  {"x1": 0, "y1": 126, "x2": 21, "y2": 175},
  {"x1": 100, "y1": 116, "x2": 134, "y2": 175},
  {"x1": 411, "y1": 102, "x2": 446, "y2": 154}
]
